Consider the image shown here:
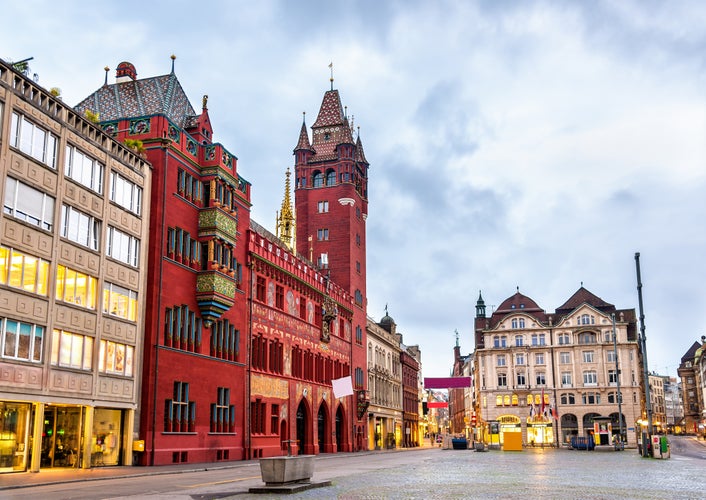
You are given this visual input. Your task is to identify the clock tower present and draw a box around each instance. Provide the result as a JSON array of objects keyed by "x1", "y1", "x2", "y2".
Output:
[{"x1": 293, "y1": 85, "x2": 369, "y2": 444}]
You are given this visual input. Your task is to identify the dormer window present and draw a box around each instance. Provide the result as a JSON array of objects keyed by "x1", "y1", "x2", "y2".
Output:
[{"x1": 324, "y1": 132, "x2": 330, "y2": 140}]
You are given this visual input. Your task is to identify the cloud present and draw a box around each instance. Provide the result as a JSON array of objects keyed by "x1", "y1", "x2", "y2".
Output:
[{"x1": 1, "y1": 0, "x2": 704, "y2": 380}]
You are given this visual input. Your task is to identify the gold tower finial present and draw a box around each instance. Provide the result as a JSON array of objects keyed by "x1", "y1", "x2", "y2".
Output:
[
  {"x1": 328, "y1": 62, "x2": 334, "y2": 90},
  {"x1": 276, "y1": 168, "x2": 296, "y2": 250}
]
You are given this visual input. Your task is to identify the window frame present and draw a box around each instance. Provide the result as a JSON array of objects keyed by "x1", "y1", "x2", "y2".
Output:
[{"x1": 4, "y1": 177, "x2": 55, "y2": 231}]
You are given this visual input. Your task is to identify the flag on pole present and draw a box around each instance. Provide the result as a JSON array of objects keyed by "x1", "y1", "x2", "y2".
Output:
[
  {"x1": 331, "y1": 376, "x2": 354, "y2": 398},
  {"x1": 540, "y1": 389, "x2": 546, "y2": 417},
  {"x1": 529, "y1": 403, "x2": 535, "y2": 417},
  {"x1": 551, "y1": 398, "x2": 559, "y2": 419}
]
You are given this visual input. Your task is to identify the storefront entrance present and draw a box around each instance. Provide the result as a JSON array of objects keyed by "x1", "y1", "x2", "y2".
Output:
[
  {"x1": 91, "y1": 408, "x2": 123, "y2": 466},
  {"x1": 0, "y1": 402, "x2": 31, "y2": 472},
  {"x1": 527, "y1": 416, "x2": 554, "y2": 446},
  {"x1": 41, "y1": 406, "x2": 83, "y2": 468}
]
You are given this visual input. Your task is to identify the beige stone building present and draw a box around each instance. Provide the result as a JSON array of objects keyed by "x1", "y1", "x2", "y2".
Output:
[
  {"x1": 0, "y1": 59, "x2": 151, "y2": 473},
  {"x1": 366, "y1": 312, "x2": 402, "y2": 449},
  {"x1": 648, "y1": 372, "x2": 666, "y2": 433},
  {"x1": 474, "y1": 287, "x2": 642, "y2": 448}
]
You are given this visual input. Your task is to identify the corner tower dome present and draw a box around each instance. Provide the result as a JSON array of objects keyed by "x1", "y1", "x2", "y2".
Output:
[{"x1": 115, "y1": 61, "x2": 137, "y2": 82}]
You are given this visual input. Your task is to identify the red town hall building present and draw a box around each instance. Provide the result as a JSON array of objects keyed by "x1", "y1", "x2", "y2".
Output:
[{"x1": 76, "y1": 60, "x2": 369, "y2": 464}]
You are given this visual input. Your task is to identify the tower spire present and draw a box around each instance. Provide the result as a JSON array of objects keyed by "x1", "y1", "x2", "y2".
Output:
[
  {"x1": 276, "y1": 168, "x2": 296, "y2": 250},
  {"x1": 329, "y1": 62, "x2": 334, "y2": 90},
  {"x1": 476, "y1": 290, "x2": 486, "y2": 319}
]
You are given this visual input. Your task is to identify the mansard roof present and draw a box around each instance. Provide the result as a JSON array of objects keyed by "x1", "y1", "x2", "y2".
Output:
[
  {"x1": 74, "y1": 67, "x2": 197, "y2": 128},
  {"x1": 680, "y1": 341, "x2": 701, "y2": 365},
  {"x1": 489, "y1": 291, "x2": 548, "y2": 328},
  {"x1": 555, "y1": 286, "x2": 615, "y2": 316}
]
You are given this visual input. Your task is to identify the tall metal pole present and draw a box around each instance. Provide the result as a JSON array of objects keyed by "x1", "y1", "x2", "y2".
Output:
[
  {"x1": 635, "y1": 252, "x2": 654, "y2": 456},
  {"x1": 612, "y1": 314, "x2": 625, "y2": 445}
]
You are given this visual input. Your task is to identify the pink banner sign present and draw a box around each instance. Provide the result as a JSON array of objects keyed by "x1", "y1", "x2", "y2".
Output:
[{"x1": 424, "y1": 377, "x2": 471, "y2": 389}]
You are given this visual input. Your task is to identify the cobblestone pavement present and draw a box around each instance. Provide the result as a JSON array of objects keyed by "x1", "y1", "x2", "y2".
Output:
[
  {"x1": 3, "y1": 437, "x2": 704, "y2": 499},
  {"x1": 241, "y1": 445, "x2": 705, "y2": 500}
]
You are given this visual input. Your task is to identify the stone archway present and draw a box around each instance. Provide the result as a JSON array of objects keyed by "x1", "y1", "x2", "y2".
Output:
[
  {"x1": 583, "y1": 412, "x2": 601, "y2": 437},
  {"x1": 560, "y1": 413, "x2": 578, "y2": 445}
]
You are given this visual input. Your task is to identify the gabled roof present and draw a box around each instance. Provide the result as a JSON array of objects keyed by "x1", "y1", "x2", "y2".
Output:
[{"x1": 74, "y1": 69, "x2": 197, "y2": 128}]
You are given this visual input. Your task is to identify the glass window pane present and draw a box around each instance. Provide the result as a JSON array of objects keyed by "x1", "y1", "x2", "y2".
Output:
[
  {"x1": 87, "y1": 276, "x2": 97, "y2": 310},
  {"x1": 0, "y1": 246, "x2": 9, "y2": 284},
  {"x1": 22, "y1": 255, "x2": 37, "y2": 293},
  {"x1": 126, "y1": 346, "x2": 134, "y2": 377},
  {"x1": 37, "y1": 260, "x2": 49, "y2": 295},
  {"x1": 46, "y1": 134, "x2": 57, "y2": 168},
  {"x1": 51, "y1": 330, "x2": 60, "y2": 364},
  {"x1": 4, "y1": 177, "x2": 16, "y2": 213},
  {"x1": 32, "y1": 126, "x2": 46, "y2": 161},
  {"x1": 115, "y1": 344, "x2": 125, "y2": 373},
  {"x1": 59, "y1": 332, "x2": 72, "y2": 365},
  {"x1": 4, "y1": 320, "x2": 18, "y2": 357},
  {"x1": 20, "y1": 118, "x2": 33, "y2": 153},
  {"x1": 129, "y1": 292, "x2": 138, "y2": 321},
  {"x1": 74, "y1": 270, "x2": 87, "y2": 306},
  {"x1": 83, "y1": 337, "x2": 93, "y2": 370},
  {"x1": 33, "y1": 326, "x2": 43, "y2": 362},
  {"x1": 9, "y1": 251, "x2": 23, "y2": 288},
  {"x1": 17, "y1": 322, "x2": 31, "y2": 359},
  {"x1": 55, "y1": 265, "x2": 66, "y2": 300},
  {"x1": 106, "y1": 341, "x2": 115, "y2": 372},
  {"x1": 70, "y1": 334, "x2": 82, "y2": 367}
]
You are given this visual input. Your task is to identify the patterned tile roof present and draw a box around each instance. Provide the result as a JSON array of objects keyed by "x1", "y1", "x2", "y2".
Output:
[
  {"x1": 301, "y1": 88, "x2": 368, "y2": 166},
  {"x1": 312, "y1": 90, "x2": 344, "y2": 128},
  {"x1": 355, "y1": 135, "x2": 368, "y2": 164},
  {"x1": 75, "y1": 71, "x2": 197, "y2": 128},
  {"x1": 295, "y1": 120, "x2": 312, "y2": 151}
]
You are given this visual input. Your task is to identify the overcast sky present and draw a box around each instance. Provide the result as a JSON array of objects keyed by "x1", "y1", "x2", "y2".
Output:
[{"x1": 3, "y1": 0, "x2": 704, "y2": 381}]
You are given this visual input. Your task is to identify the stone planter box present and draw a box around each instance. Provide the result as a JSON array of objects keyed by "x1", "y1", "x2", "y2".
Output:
[{"x1": 259, "y1": 455, "x2": 315, "y2": 485}]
